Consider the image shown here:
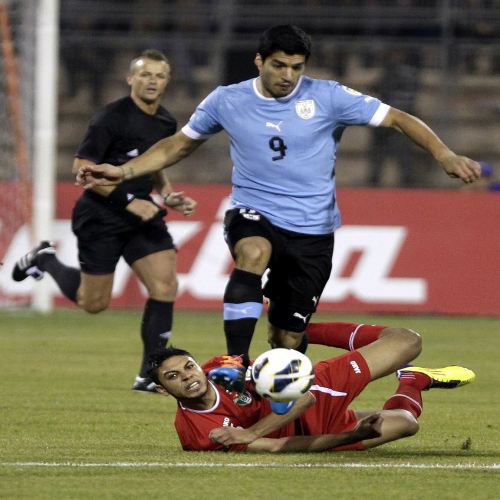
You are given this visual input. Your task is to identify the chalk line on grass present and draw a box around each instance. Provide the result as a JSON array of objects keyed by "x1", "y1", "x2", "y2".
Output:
[{"x1": 1, "y1": 462, "x2": 499, "y2": 470}]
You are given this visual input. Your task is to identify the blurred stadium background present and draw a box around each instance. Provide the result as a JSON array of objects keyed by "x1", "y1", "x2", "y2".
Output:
[
  {"x1": 0, "y1": 0, "x2": 499, "y2": 313},
  {"x1": 11, "y1": 0, "x2": 500, "y2": 185}
]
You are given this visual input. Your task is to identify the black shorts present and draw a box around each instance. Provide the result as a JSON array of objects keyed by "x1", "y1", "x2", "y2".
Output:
[
  {"x1": 224, "y1": 208, "x2": 334, "y2": 332},
  {"x1": 72, "y1": 194, "x2": 175, "y2": 274}
]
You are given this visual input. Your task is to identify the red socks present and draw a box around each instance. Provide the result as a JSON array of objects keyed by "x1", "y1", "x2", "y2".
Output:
[
  {"x1": 306, "y1": 322, "x2": 385, "y2": 351},
  {"x1": 397, "y1": 370, "x2": 432, "y2": 391},
  {"x1": 383, "y1": 372, "x2": 431, "y2": 419}
]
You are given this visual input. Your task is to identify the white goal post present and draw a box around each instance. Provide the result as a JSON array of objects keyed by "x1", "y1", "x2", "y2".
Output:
[
  {"x1": 31, "y1": 0, "x2": 59, "y2": 312},
  {"x1": 0, "y1": 0, "x2": 58, "y2": 312}
]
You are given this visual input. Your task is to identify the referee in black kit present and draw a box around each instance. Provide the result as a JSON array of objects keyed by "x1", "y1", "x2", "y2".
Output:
[{"x1": 13, "y1": 50, "x2": 196, "y2": 392}]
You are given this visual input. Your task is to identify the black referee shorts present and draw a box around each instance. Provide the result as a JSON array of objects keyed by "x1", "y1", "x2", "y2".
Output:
[
  {"x1": 72, "y1": 196, "x2": 175, "y2": 275},
  {"x1": 224, "y1": 208, "x2": 334, "y2": 332}
]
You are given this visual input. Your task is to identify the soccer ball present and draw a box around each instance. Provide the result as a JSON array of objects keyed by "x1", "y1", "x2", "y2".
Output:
[{"x1": 251, "y1": 348, "x2": 315, "y2": 402}]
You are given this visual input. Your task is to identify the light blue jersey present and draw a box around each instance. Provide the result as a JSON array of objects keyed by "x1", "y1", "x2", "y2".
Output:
[{"x1": 182, "y1": 76, "x2": 389, "y2": 234}]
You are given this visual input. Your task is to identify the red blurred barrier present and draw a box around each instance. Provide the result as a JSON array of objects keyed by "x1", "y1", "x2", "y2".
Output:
[{"x1": 1, "y1": 182, "x2": 498, "y2": 315}]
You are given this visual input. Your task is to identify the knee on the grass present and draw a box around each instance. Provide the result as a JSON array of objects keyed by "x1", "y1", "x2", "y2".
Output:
[
  {"x1": 363, "y1": 410, "x2": 419, "y2": 450},
  {"x1": 395, "y1": 410, "x2": 420, "y2": 438}
]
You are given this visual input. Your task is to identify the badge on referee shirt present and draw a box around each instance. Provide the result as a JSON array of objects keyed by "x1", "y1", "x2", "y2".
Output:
[{"x1": 295, "y1": 99, "x2": 316, "y2": 120}]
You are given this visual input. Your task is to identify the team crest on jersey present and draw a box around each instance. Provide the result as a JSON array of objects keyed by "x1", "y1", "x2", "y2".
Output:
[
  {"x1": 233, "y1": 390, "x2": 252, "y2": 406},
  {"x1": 295, "y1": 99, "x2": 315, "y2": 120}
]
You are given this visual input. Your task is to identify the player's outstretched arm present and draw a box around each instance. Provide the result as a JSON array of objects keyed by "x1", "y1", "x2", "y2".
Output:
[
  {"x1": 209, "y1": 392, "x2": 316, "y2": 446},
  {"x1": 247, "y1": 413, "x2": 383, "y2": 453},
  {"x1": 76, "y1": 131, "x2": 205, "y2": 188},
  {"x1": 380, "y1": 107, "x2": 481, "y2": 184},
  {"x1": 72, "y1": 157, "x2": 164, "y2": 221}
]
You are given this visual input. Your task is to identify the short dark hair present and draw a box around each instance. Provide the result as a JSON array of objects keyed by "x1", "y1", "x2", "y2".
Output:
[
  {"x1": 147, "y1": 347, "x2": 193, "y2": 384},
  {"x1": 257, "y1": 25, "x2": 312, "y2": 62},
  {"x1": 129, "y1": 49, "x2": 170, "y2": 73}
]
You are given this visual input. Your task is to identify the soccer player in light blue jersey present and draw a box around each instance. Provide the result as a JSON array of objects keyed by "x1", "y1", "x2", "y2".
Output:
[{"x1": 79, "y1": 25, "x2": 481, "y2": 395}]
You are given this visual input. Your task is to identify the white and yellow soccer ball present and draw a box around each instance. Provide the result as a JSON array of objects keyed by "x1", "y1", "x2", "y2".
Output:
[{"x1": 251, "y1": 348, "x2": 315, "y2": 402}]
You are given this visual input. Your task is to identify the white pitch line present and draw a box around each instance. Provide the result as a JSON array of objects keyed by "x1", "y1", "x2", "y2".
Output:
[{"x1": 1, "y1": 462, "x2": 499, "y2": 470}]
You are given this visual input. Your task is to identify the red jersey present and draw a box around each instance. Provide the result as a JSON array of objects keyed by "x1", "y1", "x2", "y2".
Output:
[{"x1": 174, "y1": 351, "x2": 370, "y2": 452}]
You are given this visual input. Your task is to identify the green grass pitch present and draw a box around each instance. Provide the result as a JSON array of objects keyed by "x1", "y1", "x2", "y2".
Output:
[{"x1": 1, "y1": 310, "x2": 499, "y2": 499}]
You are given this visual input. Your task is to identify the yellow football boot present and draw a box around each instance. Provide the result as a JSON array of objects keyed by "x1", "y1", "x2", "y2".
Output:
[{"x1": 397, "y1": 365, "x2": 476, "y2": 389}]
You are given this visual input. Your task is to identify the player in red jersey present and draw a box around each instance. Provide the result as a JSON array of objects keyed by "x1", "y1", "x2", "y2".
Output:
[{"x1": 149, "y1": 322, "x2": 475, "y2": 452}]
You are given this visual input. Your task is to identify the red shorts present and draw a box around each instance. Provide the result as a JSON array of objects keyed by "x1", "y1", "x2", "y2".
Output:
[{"x1": 298, "y1": 351, "x2": 371, "y2": 450}]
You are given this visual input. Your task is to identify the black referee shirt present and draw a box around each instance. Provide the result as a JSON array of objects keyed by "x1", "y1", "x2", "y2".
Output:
[{"x1": 76, "y1": 96, "x2": 177, "y2": 198}]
